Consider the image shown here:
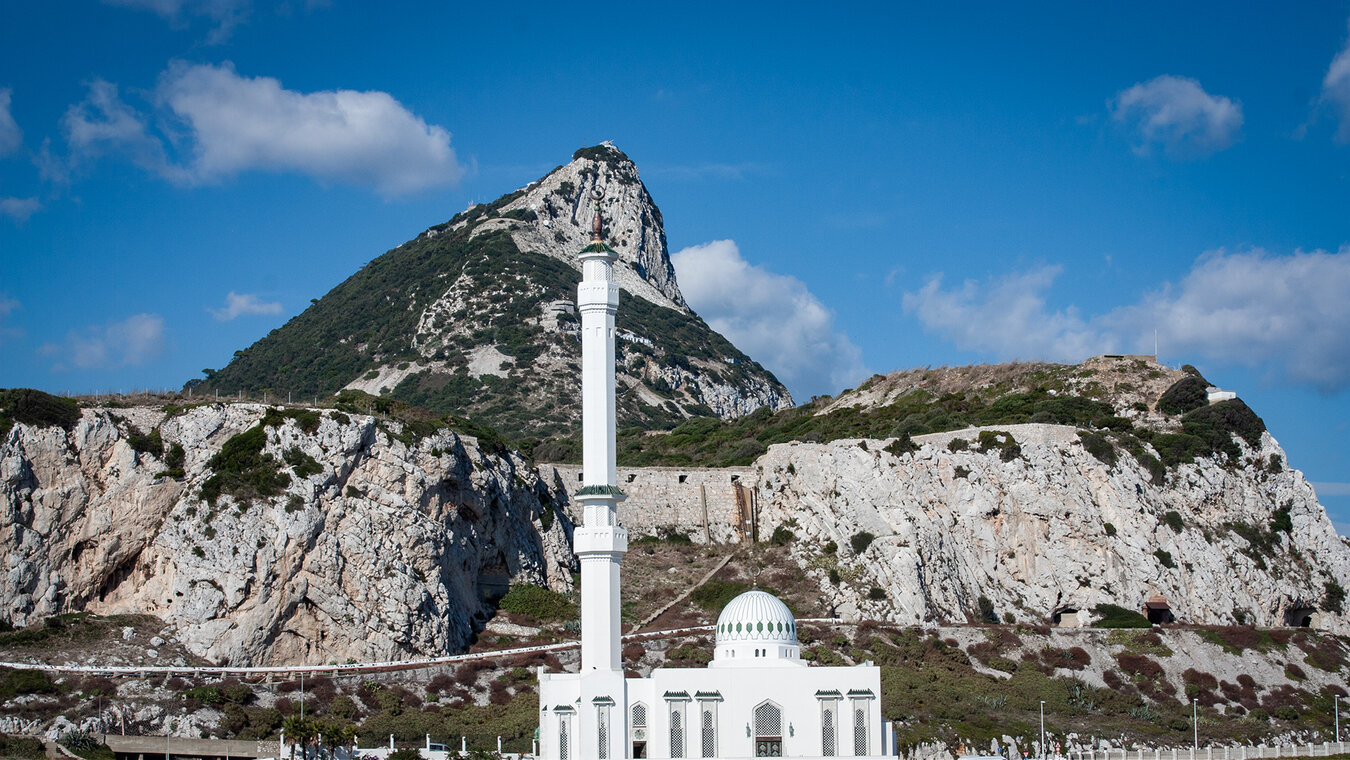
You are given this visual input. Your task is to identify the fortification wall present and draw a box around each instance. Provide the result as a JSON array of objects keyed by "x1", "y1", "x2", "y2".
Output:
[{"x1": 541, "y1": 465, "x2": 755, "y2": 543}]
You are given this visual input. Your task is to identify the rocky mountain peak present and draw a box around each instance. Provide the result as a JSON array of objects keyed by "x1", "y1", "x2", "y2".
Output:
[
  {"x1": 191, "y1": 144, "x2": 792, "y2": 446},
  {"x1": 467, "y1": 142, "x2": 688, "y2": 311}
]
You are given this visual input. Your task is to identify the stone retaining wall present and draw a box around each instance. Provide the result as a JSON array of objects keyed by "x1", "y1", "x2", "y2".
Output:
[{"x1": 542, "y1": 465, "x2": 755, "y2": 543}]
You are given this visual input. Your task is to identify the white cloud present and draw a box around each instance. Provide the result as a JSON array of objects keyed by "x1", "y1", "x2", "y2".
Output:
[
  {"x1": 156, "y1": 61, "x2": 462, "y2": 195},
  {"x1": 1110, "y1": 75, "x2": 1243, "y2": 158},
  {"x1": 1313, "y1": 482, "x2": 1350, "y2": 497},
  {"x1": 57, "y1": 62, "x2": 463, "y2": 196},
  {"x1": 208, "y1": 291, "x2": 282, "y2": 321},
  {"x1": 671, "y1": 239, "x2": 868, "y2": 399},
  {"x1": 1322, "y1": 20, "x2": 1350, "y2": 143},
  {"x1": 61, "y1": 80, "x2": 183, "y2": 180},
  {"x1": 904, "y1": 247, "x2": 1350, "y2": 393},
  {"x1": 0, "y1": 297, "x2": 22, "y2": 344},
  {"x1": 0, "y1": 197, "x2": 40, "y2": 222},
  {"x1": 102, "y1": 0, "x2": 249, "y2": 44},
  {"x1": 40, "y1": 313, "x2": 166, "y2": 370},
  {"x1": 902, "y1": 266, "x2": 1106, "y2": 361},
  {"x1": 0, "y1": 89, "x2": 21, "y2": 156},
  {"x1": 647, "y1": 162, "x2": 765, "y2": 181}
]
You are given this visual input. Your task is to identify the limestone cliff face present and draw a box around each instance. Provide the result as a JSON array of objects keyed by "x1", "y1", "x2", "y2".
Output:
[
  {"x1": 753, "y1": 423, "x2": 1350, "y2": 633},
  {"x1": 1, "y1": 404, "x2": 573, "y2": 666}
]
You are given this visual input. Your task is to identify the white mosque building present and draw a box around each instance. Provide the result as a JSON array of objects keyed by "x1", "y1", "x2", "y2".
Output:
[{"x1": 537, "y1": 192, "x2": 891, "y2": 760}]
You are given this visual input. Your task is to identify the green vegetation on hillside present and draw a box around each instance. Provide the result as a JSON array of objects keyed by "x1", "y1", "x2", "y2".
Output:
[
  {"x1": 189, "y1": 170, "x2": 784, "y2": 452},
  {"x1": 616, "y1": 386, "x2": 1120, "y2": 467},
  {"x1": 612, "y1": 369, "x2": 1268, "y2": 472},
  {"x1": 0, "y1": 388, "x2": 81, "y2": 437}
]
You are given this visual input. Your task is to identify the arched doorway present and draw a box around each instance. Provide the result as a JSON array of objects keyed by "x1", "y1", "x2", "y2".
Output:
[{"x1": 754, "y1": 701, "x2": 783, "y2": 757}]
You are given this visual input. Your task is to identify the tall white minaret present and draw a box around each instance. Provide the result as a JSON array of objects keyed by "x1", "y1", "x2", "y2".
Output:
[{"x1": 574, "y1": 187, "x2": 627, "y2": 674}]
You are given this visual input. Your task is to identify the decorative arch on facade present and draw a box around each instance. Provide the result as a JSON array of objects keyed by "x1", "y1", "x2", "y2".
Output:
[{"x1": 753, "y1": 700, "x2": 783, "y2": 758}]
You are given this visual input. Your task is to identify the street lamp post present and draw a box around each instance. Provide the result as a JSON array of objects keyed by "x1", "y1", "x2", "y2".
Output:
[
  {"x1": 1192, "y1": 698, "x2": 1199, "y2": 751},
  {"x1": 1040, "y1": 701, "x2": 1046, "y2": 760}
]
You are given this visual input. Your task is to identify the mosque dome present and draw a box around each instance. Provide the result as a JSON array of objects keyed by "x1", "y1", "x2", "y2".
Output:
[
  {"x1": 711, "y1": 590, "x2": 804, "y2": 667},
  {"x1": 715, "y1": 590, "x2": 797, "y2": 644}
]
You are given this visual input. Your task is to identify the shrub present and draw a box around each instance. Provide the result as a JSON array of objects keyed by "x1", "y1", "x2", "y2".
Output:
[
  {"x1": 162, "y1": 442, "x2": 186, "y2": 476},
  {"x1": 0, "y1": 668, "x2": 59, "y2": 698},
  {"x1": 1270, "y1": 504, "x2": 1293, "y2": 535},
  {"x1": 497, "y1": 584, "x2": 576, "y2": 622},
  {"x1": 1325, "y1": 579, "x2": 1346, "y2": 614},
  {"x1": 1157, "y1": 376, "x2": 1209, "y2": 416},
  {"x1": 867, "y1": 587, "x2": 886, "y2": 600},
  {"x1": 1104, "y1": 523, "x2": 1117, "y2": 537},
  {"x1": 976, "y1": 430, "x2": 1021, "y2": 461},
  {"x1": 59, "y1": 732, "x2": 113, "y2": 760},
  {"x1": 1093, "y1": 604, "x2": 1151, "y2": 628},
  {"x1": 1162, "y1": 510, "x2": 1184, "y2": 532},
  {"x1": 0, "y1": 389, "x2": 81, "y2": 437},
  {"x1": 822, "y1": 540, "x2": 837, "y2": 555},
  {"x1": 1116, "y1": 653, "x2": 1163, "y2": 680},
  {"x1": 691, "y1": 579, "x2": 750, "y2": 612},
  {"x1": 850, "y1": 531, "x2": 875, "y2": 554},
  {"x1": 283, "y1": 447, "x2": 323, "y2": 478},
  {"x1": 1154, "y1": 549, "x2": 1175, "y2": 568},
  {"x1": 1079, "y1": 431, "x2": 1116, "y2": 466},
  {"x1": 184, "y1": 685, "x2": 223, "y2": 704},
  {"x1": 1273, "y1": 705, "x2": 1299, "y2": 721},
  {"x1": 769, "y1": 525, "x2": 795, "y2": 546},
  {"x1": 261, "y1": 407, "x2": 322, "y2": 435},
  {"x1": 977, "y1": 595, "x2": 997, "y2": 623},
  {"x1": 948, "y1": 438, "x2": 968, "y2": 452},
  {"x1": 884, "y1": 435, "x2": 917, "y2": 456},
  {"x1": 199, "y1": 424, "x2": 291, "y2": 506},
  {"x1": 388, "y1": 748, "x2": 423, "y2": 760},
  {"x1": 127, "y1": 426, "x2": 164, "y2": 458},
  {"x1": 0, "y1": 734, "x2": 45, "y2": 760}
]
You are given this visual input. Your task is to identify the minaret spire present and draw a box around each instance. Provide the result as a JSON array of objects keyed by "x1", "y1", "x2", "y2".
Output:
[{"x1": 574, "y1": 181, "x2": 627, "y2": 677}]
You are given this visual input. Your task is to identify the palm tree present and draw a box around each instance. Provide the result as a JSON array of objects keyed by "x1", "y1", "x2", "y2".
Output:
[{"x1": 283, "y1": 716, "x2": 316, "y2": 760}]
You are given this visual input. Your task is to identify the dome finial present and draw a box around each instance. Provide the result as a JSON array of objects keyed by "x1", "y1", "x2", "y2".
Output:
[{"x1": 590, "y1": 187, "x2": 605, "y2": 243}]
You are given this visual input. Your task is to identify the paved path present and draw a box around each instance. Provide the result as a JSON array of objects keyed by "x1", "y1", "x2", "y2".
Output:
[{"x1": 631, "y1": 554, "x2": 734, "y2": 631}]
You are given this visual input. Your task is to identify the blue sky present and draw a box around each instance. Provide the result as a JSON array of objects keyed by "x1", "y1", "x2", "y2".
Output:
[{"x1": 2, "y1": 2, "x2": 1350, "y2": 527}]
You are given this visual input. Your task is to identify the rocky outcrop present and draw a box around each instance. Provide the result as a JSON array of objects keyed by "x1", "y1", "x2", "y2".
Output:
[
  {"x1": 495, "y1": 142, "x2": 686, "y2": 312},
  {"x1": 754, "y1": 423, "x2": 1350, "y2": 633},
  {"x1": 1, "y1": 404, "x2": 574, "y2": 666}
]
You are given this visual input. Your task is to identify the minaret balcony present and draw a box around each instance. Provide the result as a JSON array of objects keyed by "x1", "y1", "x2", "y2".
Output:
[{"x1": 574, "y1": 525, "x2": 628, "y2": 554}]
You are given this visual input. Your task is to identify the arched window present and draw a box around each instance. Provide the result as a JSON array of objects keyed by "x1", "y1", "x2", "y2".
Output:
[
  {"x1": 701, "y1": 707, "x2": 716, "y2": 757},
  {"x1": 670, "y1": 703, "x2": 686, "y2": 758},
  {"x1": 821, "y1": 705, "x2": 836, "y2": 756},
  {"x1": 753, "y1": 701, "x2": 782, "y2": 757},
  {"x1": 631, "y1": 702, "x2": 648, "y2": 759},
  {"x1": 852, "y1": 707, "x2": 867, "y2": 756},
  {"x1": 598, "y1": 705, "x2": 610, "y2": 760}
]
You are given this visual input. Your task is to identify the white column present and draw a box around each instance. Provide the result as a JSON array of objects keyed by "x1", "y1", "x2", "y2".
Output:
[{"x1": 575, "y1": 245, "x2": 628, "y2": 674}]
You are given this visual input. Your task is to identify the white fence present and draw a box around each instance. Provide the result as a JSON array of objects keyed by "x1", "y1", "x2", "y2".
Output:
[{"x1": 1066, "y1": 742, "x2": 1350, "y2": 760}]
